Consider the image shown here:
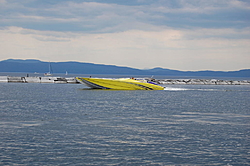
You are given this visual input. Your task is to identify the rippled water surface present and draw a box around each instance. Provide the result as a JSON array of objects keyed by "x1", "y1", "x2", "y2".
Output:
[{"x1": 0, "y1": 83, "x2": 249, "y2": 165}]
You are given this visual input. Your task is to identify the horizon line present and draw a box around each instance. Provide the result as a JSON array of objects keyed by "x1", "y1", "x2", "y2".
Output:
[{"x1": 1, "y1": 58, "x2": 249, "y2": 72}]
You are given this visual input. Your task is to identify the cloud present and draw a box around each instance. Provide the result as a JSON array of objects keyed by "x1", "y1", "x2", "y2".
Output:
[
  {"x1": 16, "y1": 15, "x2": 79, "y2": 23},
  {"x1": 184, "y1": 28, "x2": 250, "y2": 40},
  {"x1": 1, "y1": 26, "x2": 249, "y2": 70},
  {"x1": 1, "y1": 0, "x2": 249, "y2": 33},
  {"x1": 0, "y1": 0, "x2": 249, "y2": 70}
]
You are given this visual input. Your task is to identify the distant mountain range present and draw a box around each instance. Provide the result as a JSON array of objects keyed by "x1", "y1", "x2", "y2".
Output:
[{"x1": 0, "y1": 59, "x2": 249, "y2": 77}]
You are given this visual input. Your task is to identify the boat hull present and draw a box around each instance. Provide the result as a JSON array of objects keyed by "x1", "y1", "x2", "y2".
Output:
[{"x1": 76, "y1": 77, "x2": 164, "y2": 90}]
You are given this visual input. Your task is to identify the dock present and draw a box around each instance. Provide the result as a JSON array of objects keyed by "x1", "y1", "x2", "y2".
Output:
[
  {"x1": 156, "y1": 79, "x2": 250, "y2": 85},
  {"x1": 0, "y1": 76, "x2": 80, "y2": 84},
  {"x1": 0, "y1": 76, "x2": 249, "y2": 85}
]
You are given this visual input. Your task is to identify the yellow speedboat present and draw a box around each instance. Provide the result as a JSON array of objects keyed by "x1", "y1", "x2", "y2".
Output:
[{"x1": 76, "y1": 77, "x2": 164, "y2": 90}]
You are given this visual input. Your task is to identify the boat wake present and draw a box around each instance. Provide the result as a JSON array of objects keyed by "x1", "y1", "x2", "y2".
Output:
[
  {"x1": 164, "y1": 87, "x2": 190, "y2": 91},
  {"x1": 163, "y1": 87, "x2": 227, "y2": 91},
  {"x1": 164, "y1": 87, "x2": 247, "y2": 92}
]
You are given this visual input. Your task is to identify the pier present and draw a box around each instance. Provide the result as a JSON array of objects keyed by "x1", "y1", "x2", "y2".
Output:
[
  {"x1": 0, "y1": 76, "x2": 80, "y2": 84},
  {"x1": 0, "y1": 76, "x2": 249, "y2": 85},
  {"x1": 156, "y1": 79, "x2": 250, "y2": 85}
]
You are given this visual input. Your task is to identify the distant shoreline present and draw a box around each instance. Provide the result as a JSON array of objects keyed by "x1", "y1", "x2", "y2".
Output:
[{"x1": 1, "y1": 59, "x2": 249, "y2": 78}]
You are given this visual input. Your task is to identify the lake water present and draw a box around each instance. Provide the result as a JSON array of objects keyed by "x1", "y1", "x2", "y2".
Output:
[{"x1": 0, "y1": 82, "x2": 249, "y2": 165}]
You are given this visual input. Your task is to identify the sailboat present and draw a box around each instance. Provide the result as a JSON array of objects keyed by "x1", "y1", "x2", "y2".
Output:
[{"x1": 44, "y1": 62, "x2": 53, "y2": 76}]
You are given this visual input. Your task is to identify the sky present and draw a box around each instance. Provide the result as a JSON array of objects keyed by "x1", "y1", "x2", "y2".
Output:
[{"x1": 0, "y1": 0, "x2": 250, "y2": 71}]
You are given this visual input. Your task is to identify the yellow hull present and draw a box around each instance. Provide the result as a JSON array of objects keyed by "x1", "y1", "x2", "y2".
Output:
[{"x1": 76, "y1": 77, "x2": 164, "y2": 90}]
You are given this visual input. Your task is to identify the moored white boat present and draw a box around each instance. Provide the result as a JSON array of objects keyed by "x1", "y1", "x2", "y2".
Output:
[{"x1": 44, "y1": 62, "x2": 53, "y2": 76}]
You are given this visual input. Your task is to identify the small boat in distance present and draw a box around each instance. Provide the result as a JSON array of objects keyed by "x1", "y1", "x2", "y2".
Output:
[
  {"x1": 76, "y1": 77, "x2": 164, "y2": 90},
  {"x1": 44, "y1": 62, "x2": 53, "y2": 76},
  {"x1": 44, "y1": 72, "x2": 52, "y2": 76}
]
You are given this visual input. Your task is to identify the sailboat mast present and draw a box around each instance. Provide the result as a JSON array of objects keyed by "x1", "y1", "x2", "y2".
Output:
[
  {"x1": 49, "y1": 61, "x2": 53, "y2": 74},
  {"x1": 49, "y1": 62, "x2": 51, "y2": 74},
  {"x1": 44, "y1": 61, "x2": 53, "y2": 76}
]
